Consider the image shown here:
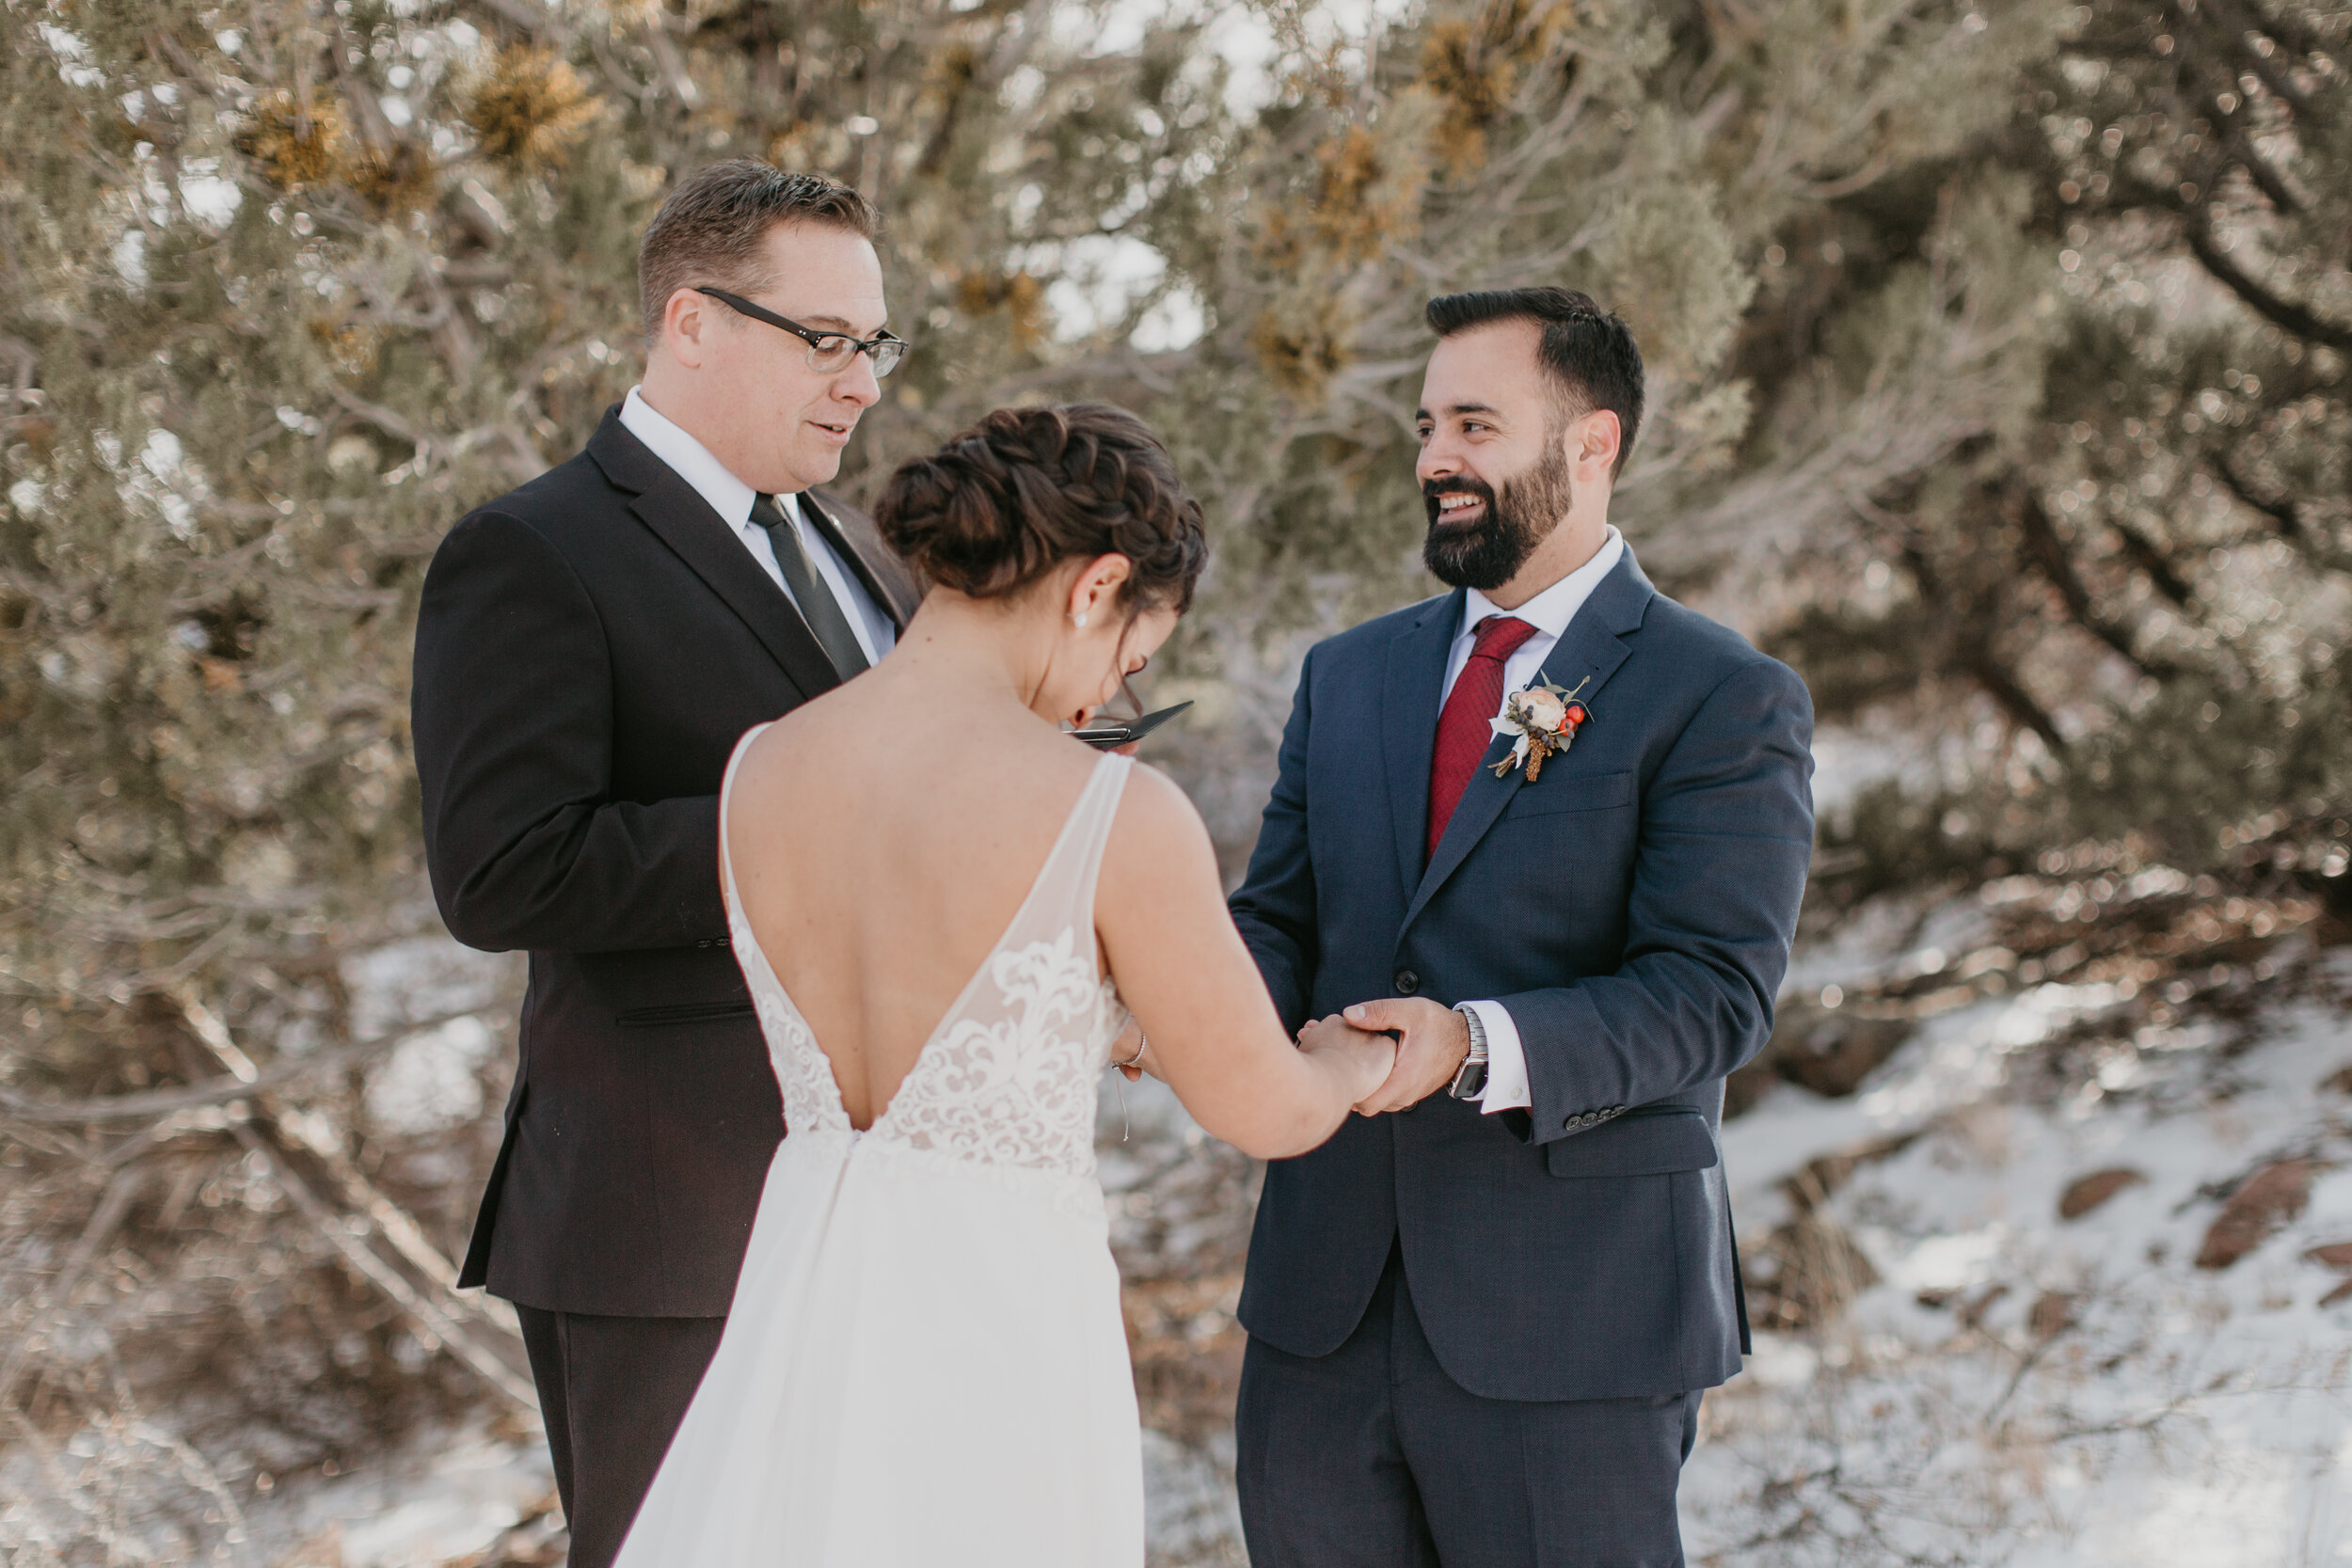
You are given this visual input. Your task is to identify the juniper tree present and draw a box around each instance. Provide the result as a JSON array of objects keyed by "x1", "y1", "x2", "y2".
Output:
[{"x1": 1749, "y1": 0, "x2": 2351, "y2": 894}]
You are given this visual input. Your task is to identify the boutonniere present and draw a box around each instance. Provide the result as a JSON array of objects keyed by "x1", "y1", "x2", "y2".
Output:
[{"x1": 1489, "y1": 672, "x2": 1590, "y2": 782}]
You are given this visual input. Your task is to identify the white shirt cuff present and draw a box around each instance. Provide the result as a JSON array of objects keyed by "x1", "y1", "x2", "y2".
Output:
[{"x1": 1463, "y1": 1000, "x2": 1530, "y2": 1113}]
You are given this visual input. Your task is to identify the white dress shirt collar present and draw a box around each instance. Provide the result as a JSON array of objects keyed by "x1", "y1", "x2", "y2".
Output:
[
  {"x1": 1457, "y1": 526, "x2": 1626, "y2": 646},
  {"x1": 620, "y1": 386, "x2": 761, "y2": 528},
  {"x1": 616, "y1": 386, "x2": 894, "y2": 667}
]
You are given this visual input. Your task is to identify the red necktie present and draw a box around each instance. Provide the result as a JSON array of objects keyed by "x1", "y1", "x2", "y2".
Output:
[{"x1": 1427, "y1": 615, "x2": 1538, "y2": 863}]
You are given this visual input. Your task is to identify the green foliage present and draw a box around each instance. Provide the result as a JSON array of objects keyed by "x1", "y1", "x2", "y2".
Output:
[{"x1": 1756, "y1": 0, "x2": 2351, "y2": 880}]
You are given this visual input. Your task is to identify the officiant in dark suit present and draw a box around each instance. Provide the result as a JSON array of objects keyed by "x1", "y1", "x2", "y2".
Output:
[
  {"x1": 411, "y1": 161, "x2": 917, "y2": 1568},
  {"x1": 1229, "y1": 289, "x2": 1816, "y2": 1567}
]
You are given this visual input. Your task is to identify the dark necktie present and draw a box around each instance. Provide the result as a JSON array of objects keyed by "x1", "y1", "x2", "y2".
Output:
[
  {"x1": 753, "y1": 493, "x2": 869, "y2": 678},
  {"x1": 1427, "y1": 614, "x2": 1538, "y2": 863}
]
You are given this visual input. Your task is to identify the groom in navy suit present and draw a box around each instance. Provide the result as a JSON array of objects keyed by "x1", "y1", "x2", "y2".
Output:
[{"x1": 1230, "y1": 288, "x2": 1815, "y2": 1566}]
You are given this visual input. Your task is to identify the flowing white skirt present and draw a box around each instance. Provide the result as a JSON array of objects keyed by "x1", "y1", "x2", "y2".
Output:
[{"x1": 612, "y1": 1130, "x2": 1143, "y2": 1567}]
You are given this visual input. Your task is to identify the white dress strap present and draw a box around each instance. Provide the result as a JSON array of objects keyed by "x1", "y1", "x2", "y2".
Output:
[
  {"x1": 990, "y1": 752, "x2": 1132, "y2": 954},
  {"x1": 717, "y1": 721, "x2": 775, "y2": 916}
]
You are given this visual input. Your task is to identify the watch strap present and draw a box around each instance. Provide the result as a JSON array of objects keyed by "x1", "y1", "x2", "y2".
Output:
[{"x1": 1447, "y1": 1003, "x2": 1489, "y2": 1100}]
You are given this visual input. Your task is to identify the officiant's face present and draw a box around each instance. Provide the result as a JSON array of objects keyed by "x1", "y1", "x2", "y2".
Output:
[
  {"x1": 686, "y1": 220, "x2": 890, "y2": 494},
  {"x1": 1414, "y1": 321, "x2": 1574, "y2": 591}
]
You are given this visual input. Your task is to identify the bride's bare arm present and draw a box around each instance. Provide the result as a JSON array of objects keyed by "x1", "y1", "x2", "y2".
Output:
[{"x1": 1095, "y1": 768, "x2": 1392, "y2": 1159}]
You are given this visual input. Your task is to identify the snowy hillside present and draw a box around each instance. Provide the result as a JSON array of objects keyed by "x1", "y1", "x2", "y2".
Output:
[
  {"x1": 1691, "y1": 918, "x2": 2352, "y2": 1564},
  {"x1": 36, "y1": 864, "x2": 2344, "y2": 1568}
]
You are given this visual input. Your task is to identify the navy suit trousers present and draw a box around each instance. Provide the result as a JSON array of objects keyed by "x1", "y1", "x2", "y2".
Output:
[{"x1": 1236, "y1": 1244, "x2": 1699, "y2": 1568}]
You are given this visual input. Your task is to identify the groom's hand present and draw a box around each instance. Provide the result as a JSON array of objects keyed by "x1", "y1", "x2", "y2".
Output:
[{"x1": 1340, "y1": 998, "x2": 1470, "y2": 1115}]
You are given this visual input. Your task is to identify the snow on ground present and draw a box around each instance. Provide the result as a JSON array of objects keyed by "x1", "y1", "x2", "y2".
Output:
[
  {"x1": 209, "y1": 920, "x2": 2352, "y2": 1567},
  {"x1": 230, "y1": 1418, "x2": 556, "y2": 1568},
  {"x1": 1688, "y1": 943, "x2": 2352, "y2": 1566}
]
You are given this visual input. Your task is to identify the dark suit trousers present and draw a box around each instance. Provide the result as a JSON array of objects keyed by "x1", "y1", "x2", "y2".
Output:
[
  {"x1": 515, "y1": 1306, "x2": 724, "y2": 1568},
  {"x1": 1236, "y1": 1245, "x2": 1699, "y2": 1568}
]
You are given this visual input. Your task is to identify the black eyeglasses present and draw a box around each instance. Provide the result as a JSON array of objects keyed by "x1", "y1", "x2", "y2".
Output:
[{"x1": 695, "y1": 287, "x2": 909, "y2": 378}]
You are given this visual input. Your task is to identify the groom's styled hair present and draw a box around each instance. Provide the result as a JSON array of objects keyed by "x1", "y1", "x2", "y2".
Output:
[
  {"x1": 1425, "y1": 287, "x2": 1645, "y2": 479},
  {"x1": 638, "y1": 161, "x2": 879, "y2": 345}
]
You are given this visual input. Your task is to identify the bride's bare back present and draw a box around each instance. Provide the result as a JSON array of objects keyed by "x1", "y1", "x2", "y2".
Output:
[
  {"x1": 724, "y1": 616, "x2": 1389, "y2": 1161},
  {"x1": 725, "y1": 667, "x2": 1114, "y2": 1131}
]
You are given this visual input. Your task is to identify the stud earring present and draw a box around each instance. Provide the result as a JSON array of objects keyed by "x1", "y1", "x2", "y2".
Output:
[{"x1": 1072, "y1": 612, "x2": 1089, "y2": 628}]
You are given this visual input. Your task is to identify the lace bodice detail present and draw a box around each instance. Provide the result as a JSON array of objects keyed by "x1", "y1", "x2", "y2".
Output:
[{"x1": 720, "y1": 734, "x2": 1132, "y2": 1182}]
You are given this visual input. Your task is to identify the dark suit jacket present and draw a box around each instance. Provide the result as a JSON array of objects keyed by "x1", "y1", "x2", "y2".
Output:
[
  {"x1": 412, "y1": 404, "x2": 919, "y2": 1317},
  {"x1": 1230, "y1": 551, "x2": 1814, "y2": 1402}
]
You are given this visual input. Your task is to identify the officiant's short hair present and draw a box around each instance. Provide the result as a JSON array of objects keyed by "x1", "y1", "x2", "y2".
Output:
[
  {"x1": 640, "y1": 161, "x2": 878, "y2": 344},
  {"x1": 1425, "y1": 287, "x2": 1644, "y2": 479}
]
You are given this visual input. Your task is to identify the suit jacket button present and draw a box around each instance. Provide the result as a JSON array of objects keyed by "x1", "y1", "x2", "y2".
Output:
[{"x1": 1394, "y1": 970, "x2": 1420, "y2": 994}]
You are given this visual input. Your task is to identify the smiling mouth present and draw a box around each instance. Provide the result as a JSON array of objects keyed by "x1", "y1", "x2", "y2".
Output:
[{"x1": 1433, "y1": 492, "x2": 1486, "y2": 520}]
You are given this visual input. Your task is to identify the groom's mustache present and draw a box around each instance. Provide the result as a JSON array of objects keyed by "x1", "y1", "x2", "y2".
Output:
[{"x1": 1423, "y1": 476, "x2": 1498, "y2": 528}]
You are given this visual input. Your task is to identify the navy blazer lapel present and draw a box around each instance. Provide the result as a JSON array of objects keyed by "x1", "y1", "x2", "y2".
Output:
[
  {"x1": 1403, "y1": 551, "x2": 1656, "y2": 933},
  {"x1": 803, "y1": 490, "x2": 920, "y2": 630},
  {"x1": 1381, "y1": 590, "x2": 1465, "y2": 903},
  {"x1": 585, "y1": 408, "x2": 843, "y2": 701}
]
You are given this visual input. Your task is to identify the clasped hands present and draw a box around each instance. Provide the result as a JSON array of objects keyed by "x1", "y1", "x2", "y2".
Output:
[
  {"x1": 1320, "y1": 997, "x2": 1470, "y2": 1115},
  {"x1": 1109, "y1": 996, "x2": 1466, "y2": 1116}
]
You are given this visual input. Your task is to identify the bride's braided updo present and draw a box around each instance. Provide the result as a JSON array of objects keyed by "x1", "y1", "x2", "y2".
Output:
[{"x1": 875, "y1": 404, "x2": 1207, "y2": 613}]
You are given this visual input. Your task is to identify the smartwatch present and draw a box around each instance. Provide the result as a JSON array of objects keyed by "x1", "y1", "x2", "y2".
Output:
[{"x1": 1446, "y1": 1004, "x2": 1489, "y2": 1100}]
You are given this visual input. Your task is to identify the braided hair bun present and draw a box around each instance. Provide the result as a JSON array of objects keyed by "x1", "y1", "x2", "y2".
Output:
[{"x1": 875, "y1": 404, "x2": 1207, "y2": 613}]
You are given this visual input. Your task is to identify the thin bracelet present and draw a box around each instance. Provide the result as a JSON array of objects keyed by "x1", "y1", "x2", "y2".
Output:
[{"x1": 1117, "y1": 1030, "x2": 1149, "y2": 1069}]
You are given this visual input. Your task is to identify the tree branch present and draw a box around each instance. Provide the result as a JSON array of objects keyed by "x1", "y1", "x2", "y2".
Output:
[
  {"x1": 2212, "y1": 451, "x2": 2305, "y2": 542},
  {"x1": 2111, "y1": 520, "x2": 2195, "y2": 607},
  {"x1": 2180, "y1": 215, "x2": 2352, "y2": 353},
  {"x1": 2012, "y1": 481, "x2": 2177, "y2": 676},
  {"x1": 0, "y1": 1006, "x2": 489, "y2": 1124}
]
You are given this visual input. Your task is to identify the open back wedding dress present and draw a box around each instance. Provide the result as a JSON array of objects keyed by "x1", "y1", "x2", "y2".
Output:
[{"x1": 612, "y1": 730, "x2": 1143, "y2": 1567}]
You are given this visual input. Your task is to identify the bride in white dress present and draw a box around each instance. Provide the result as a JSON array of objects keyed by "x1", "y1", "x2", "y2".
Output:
[{"x1": 612, "y1": 404, "x2": 1395, "y2": 1568}]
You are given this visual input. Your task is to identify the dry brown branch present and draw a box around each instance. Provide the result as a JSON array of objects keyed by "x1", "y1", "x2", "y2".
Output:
[
  {"x1": 0, "y1": 1004, "x2": 491, "y2": 1123},
  {"x1": 227, "y1": 1119, "x2": 538, "y2": 1412}
]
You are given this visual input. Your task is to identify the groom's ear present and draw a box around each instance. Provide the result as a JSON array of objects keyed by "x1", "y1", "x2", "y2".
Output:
[{"x1": 1573, "y1": 408, "x2": 1622, "y2": 481}]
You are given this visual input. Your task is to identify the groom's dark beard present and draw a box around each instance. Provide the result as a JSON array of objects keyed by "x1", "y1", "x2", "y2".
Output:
[{"x1": 1422, "y1": 448, "x2": 1574, "y2": 592}]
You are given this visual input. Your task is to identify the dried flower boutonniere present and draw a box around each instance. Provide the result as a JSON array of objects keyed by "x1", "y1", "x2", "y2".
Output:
[{"x1": 1489, "y1": 673, "x2": 1590, "y2": 783}]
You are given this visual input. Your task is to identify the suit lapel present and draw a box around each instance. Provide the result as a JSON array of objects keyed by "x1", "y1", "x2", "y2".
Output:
[
  {"x1": 586, "y1": 408, "x2": 843, "y2": 701},
  {"x1": 803, "y1": 490, "x2": 921, "y2": 631},
  {"x1": 1381, "y1": 591, "x2": 1464, "y2": 904},
  {"x1": 1401, "y1": 552, "x2": 1656, "y2": 933}
]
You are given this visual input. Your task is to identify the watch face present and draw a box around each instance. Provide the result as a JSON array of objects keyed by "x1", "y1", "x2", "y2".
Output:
[{"x1": 1449, "y1": 1060, "x2": 1488, "y2": 1100}]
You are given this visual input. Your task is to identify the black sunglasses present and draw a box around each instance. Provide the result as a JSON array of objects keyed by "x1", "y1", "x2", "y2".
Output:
[{"x1": 694, "y1": 287, "x2": 908, "y2": 378}]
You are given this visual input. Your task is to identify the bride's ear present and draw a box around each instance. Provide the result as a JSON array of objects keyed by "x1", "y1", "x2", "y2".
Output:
[{"x1": 1066, "y1": 554, "x2": 1134, "y2": 629}]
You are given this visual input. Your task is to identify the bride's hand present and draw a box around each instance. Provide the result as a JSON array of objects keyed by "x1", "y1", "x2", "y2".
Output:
[
  {"x1": 1109, "y1": 1020, "x2": 1163, "y2": 1082},
  {"x1": 1296, "y1": 1016, "x2": 1396, "y2": 1112}
]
